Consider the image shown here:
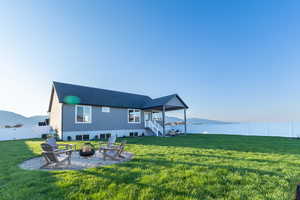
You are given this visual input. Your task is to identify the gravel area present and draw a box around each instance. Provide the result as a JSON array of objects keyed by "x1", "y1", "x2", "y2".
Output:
[{"x1": 19, "y1": 151, "x2": 133, "y2": 171}]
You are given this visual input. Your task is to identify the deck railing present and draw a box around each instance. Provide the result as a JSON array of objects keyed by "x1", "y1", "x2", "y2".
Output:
[{"x1": 145, "y1": 120, "x2": 163, "y2": 136}]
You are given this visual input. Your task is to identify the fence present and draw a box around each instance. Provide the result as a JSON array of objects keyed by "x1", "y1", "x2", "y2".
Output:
[{"x1": 168, "y1": 122, "x2": 300, "y2": 138}]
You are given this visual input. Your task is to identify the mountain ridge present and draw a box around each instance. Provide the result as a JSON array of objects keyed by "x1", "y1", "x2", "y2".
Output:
[
  {"x1": 0, "y1": 110, "x2": 47, "y2": 126},
  {"x1": 166, "y1": 116, "x2": 231, "y2": 124},
  {"x1": 0, "y1": 110, "x2": 230, "y2": 126}
]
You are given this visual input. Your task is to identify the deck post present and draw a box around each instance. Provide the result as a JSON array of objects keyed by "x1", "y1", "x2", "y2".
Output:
[
  {"x1": 162, "y1": 105, "x2": 165, "y2": 136},
  {"x1": 184, "y1": 108, "x2": 187, "y2": 134}
]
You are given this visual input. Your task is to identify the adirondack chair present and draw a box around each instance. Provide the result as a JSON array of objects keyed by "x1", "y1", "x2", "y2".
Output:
[
  {"x1": 107, "y1": 135, "x2": 117, "y2": 147},
  {"x1": 99, "y1": 135, "x2": 116, "y2": 151},
  {"x1": 40, "y1": 143, "x2": 72, "y2": 168},
  {"x1": 102, "y1": 140, "x2": 127, "y2": 161},
  {"x1": 46, "y1": 137, "x2": 76, "y2": 151}
]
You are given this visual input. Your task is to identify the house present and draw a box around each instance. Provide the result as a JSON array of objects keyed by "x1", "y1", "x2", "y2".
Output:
[{"x1": 48, "y1": 82, "x2": 188, "y2": 141}]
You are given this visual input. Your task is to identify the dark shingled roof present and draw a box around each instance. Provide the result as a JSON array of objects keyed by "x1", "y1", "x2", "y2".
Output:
[
  {"x1": 51, "y1": 82, "x2": 188, "y2": 110},
  {"x1": 143, "y1": 94, "x2": 188, "y2": 109},
  {"x1": 143, "y1": 94, "x2": 176, "y2": 108}
]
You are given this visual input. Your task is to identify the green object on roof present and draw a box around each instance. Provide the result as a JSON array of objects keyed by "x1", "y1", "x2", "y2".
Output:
[{"x1": 63, "y1": 96, "x2": 81, "y2": 104}]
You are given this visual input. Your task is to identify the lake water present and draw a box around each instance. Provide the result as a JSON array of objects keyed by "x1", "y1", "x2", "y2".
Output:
[{"x1": 168, "y1": 122, "x2": 300, "y2": 138}]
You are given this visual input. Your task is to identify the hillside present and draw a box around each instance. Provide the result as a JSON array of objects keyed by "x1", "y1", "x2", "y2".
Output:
[
  {"x1": 0, "y1": 110, "x2": 47, "y2": 126},
  {"x1": 166, "y1": 116, "x2": 230, "y2": 124},
  {"x1": 0, "y1": 110, "x2": 228, "y2": 127}
]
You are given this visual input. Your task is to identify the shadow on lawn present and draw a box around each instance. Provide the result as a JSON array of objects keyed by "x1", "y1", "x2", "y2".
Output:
[
  {"x1": 125, "y1": 134, "x2": 300, "y2": 155},
  {"x1": 144, "y1": 152, "x2": 300, "y2": 170},
  {"x1": 145, "y1": 152, "x2": 279, "y2": 163},
  {"x1": 74, "y1": 156, "x2": 288, "y2": 199},
  {"x1": 78, "y1": 167, "x2": 203, "y2": 199},
  {"x1": 125, "y1": 158, "x2": 285, "y2": 178},
  {"x1": 178, "y1": 153, "x2": 282, "y2": 164},
  {"x1": 0, "y1": 140, "x2": 66, "y2": 200}
]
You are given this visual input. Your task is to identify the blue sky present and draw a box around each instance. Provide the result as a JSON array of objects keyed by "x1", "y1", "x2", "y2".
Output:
[{"x1": 0, "y1": 0, "x2": 299, "y2": 122}]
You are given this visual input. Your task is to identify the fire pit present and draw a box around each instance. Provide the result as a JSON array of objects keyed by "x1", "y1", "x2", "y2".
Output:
[{"x1": 79, "y1": 143, "x2": 95, "y2": 157}]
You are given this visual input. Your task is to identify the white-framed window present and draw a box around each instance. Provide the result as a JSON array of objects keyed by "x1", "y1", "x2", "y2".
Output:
[
  {"x1": 102, "y1": 106, "x2": 110, "y2": 113},
  {"x1": 75, "y1": 105, "x2": 92, "y2": 123},
  {"x1": 128, "y1": 109, "x2": 141, "y2": 123},
  {"x1": 152, "y1": 112, "x2": 162, "y2": 121}
]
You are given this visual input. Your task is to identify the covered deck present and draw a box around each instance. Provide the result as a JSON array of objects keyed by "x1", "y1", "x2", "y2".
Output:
[{"x1": 143, "y1": 94, "x2": 189, "y2": 136}]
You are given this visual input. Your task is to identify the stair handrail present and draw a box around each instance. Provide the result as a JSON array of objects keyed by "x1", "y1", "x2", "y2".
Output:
[{"x1": 145, "y1": 120, "x2": 163, "y2": 136}]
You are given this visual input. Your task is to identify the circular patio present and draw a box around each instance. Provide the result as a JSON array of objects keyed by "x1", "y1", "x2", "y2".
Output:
[{"x1": 19, "y1": 151, "x2": 133, "y2": 171}]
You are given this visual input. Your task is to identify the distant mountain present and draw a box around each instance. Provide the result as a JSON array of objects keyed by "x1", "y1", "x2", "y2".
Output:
[
  {"x1": 166, "y1": 116, "x2": 230, "y2": 124},
  {"x1": 0, "y1": 110, "x2": 230, "y2": 127},
  {"x1": 165, "y1": 116, "x2": 182, "y2": 123},
  {"x1": 0, "y1": 110, "x2": 27, "y2": 126},
  {"x1": 187, "y1": 118, "x2": 230, "y2": 124},
  {"x1": 0, "y1": 110, "x2": 47, "y2": 126},
  {"x1": 27, "y1": 115, "x2": 48, "y2": 124}
]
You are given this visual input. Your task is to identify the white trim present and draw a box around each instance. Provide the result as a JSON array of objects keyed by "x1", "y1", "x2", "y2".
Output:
[
  {"x1": 62, "y1": 129, "x2": 147, "y2": 140},
  {"x1": 128, "y1": 109, "x2": 141, "y2": 124},
  {"x1": 75, "y1": 105, "x2": 92, "y2": 124}
]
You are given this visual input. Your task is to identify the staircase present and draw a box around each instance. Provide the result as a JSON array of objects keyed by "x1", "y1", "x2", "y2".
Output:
[{"x1": 145, "y1": 120, "x2": 163, "y2": 136}]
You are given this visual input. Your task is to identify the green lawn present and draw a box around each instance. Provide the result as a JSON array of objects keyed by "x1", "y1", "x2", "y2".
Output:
[{"x1": 1, "y1": 134, "x2": 300, "y2": 200}]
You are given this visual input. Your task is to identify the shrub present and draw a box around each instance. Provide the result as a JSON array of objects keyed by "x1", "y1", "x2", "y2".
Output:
[
  {"x1": 41, "y1": 134, "x2": 48, "y2": 139},
  {"x1": 53, "y1": 133, "x2": 59, "y2": 140},
  {"x1": 93, "y1": 135, "x2": 99, "y2": 141}
]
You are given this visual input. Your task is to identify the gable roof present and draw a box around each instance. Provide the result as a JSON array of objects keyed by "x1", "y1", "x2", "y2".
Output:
[
  {"x1": 53, "y1": 81, "x2": 152, "y2": 109},
  {"x1": 142, "y1": 94, "x2": 188, "y2": 109},
  {"x1": 49, "y1": 81, "x2": 188, "y2": 111}
]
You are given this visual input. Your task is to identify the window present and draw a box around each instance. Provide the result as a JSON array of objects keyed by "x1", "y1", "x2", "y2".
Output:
[
  {"x1": 76, "y1": 135, "x2": 82, "y2": 140},
  {"x1": 75, "y1": 105, "x2": 92, "y2": 123},
  {"x1": 100, "y1": 134, "x2": 106, "y2": 140},
  {"x1": 102, "y1": 107, "x2": 110, "y2": 113},
  {"x1": 83, "y1": 135, "x2": 90, "y2": 141},
  {"x1": 152, "y1": 112, "x2": 162, "y2": 121},
  {"x1": 75, "y1": 135, "x2": 89, "y2": 141},
  {"x1": 128, "y1": 109, "x2": 141, "y2": 123},
  {"x1": 99, "y1": 133, "x2": 111, "y2": 140},
  {"x1": 129, "y1": 132, "x2": 138, "y2": 137}
]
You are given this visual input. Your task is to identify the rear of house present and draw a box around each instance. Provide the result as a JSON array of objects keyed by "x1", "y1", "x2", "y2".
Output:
[{"x1": 48, "y1": 82, "x2": 188, "y2": 141}]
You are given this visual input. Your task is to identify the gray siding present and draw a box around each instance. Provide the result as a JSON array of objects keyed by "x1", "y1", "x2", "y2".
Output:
[{"x1": 62, "y1": 105, "x2": 145, "y2": 132}]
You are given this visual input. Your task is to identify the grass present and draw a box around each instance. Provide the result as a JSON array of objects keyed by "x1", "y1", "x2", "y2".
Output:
[{"x1": 1, "y1": 134, "x2": 300, "y2": 200}]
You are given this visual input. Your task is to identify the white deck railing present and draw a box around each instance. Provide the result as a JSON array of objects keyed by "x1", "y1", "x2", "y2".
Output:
[{"x1": 145, "y1": 120, "x2": 163, "y2": 136}]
